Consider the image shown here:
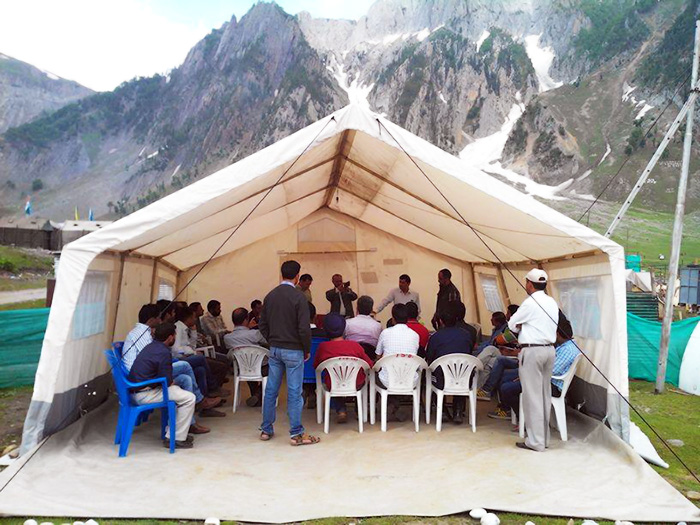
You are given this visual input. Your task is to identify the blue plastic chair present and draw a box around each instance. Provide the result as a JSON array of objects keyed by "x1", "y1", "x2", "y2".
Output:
[
  {"x1": 112, "y1": 341, "x2": 124, "y2": 357},
  {"x1": 112, "y1": 340, "x2": 153, "y2": 426},
  {"x1": 104, "y1": 349, "x2": 176, "y2": 457},
  {"x1": 303, "y1": 337, "x2": 329, "y2": 384}
]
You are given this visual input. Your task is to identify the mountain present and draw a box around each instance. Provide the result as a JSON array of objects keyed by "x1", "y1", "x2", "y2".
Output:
[
  {"x1": 0, "y1": 53, "x2": 93, "y2": 133},
  {"x1": 0, "y1": 0, "x2": 696, "y2": 222}
]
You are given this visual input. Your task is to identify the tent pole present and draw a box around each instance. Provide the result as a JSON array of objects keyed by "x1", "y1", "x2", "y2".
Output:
[
  {"x1": 109, "y1": 253, "x2": 127, "y2": 343},
  {"x1": 467, "y1": 263, "x2": 480, "y2": 326},
  {"x1": 496, "y1": 264, "x2": 511, "y2": 306},
  {"x1": 656, "y1": 20, "x2": 700, "y2": 394},
  {"x1": 150, "y1": 258, "x2": 159, "y2": 303}
]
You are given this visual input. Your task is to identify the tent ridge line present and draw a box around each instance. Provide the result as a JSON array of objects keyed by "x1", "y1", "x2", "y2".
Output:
[{"x1": 324, "y1": 130, "x2": 354, "y2": 207}]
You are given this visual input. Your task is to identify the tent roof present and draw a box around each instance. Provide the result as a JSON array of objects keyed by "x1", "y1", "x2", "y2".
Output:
[{"x1": 70, "y1": 104, "x2": 622, "y2": 270}]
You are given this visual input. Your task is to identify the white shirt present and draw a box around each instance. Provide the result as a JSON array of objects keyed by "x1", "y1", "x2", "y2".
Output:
[
  {"x1": 173, "y1": 320, "x2": 196, "y2": 357},
  {"x1": 508, "y1": 290, "x2": 559, "y2": 345},
  {"x1": 375, "y1": 323, "x2": 420, "y2": 386},
  {"x1": 376, "y1": 287, "x2": 421, "y2": 314},
  {"x1": 122, "y1": 323, "x2": 153, "y2": 371},
  {"x1": 344, "y1": 314, "x2": 383, "y2": 347}
]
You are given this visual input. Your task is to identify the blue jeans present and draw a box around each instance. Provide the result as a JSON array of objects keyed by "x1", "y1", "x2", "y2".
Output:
[
  {"x1": 261, "y1": 347, "x2": 305, "y2": 437},
  {"x1": 172, "y1": 361, "x2": 203, "y2": 403},
  {"x1": 499, "y1": 369, "x2": 521, "y2": 413},
  {"x1": 180, "y1": 355, "x2": 210, "y2": 396},
  {"x1": 482, "y1": 356, "x2": 519, "y2": 393}
]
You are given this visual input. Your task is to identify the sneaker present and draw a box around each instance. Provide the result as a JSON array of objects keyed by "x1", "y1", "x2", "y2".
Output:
[
  {"x1": 487, "y1": 407, "x2": 512, "y2": 420},
  {"x1": 163, "y1": 439, "x2": 193, "y2": 449},
  {"x1": 477, "y1": 389, "x2": 491, "y2": 401}
]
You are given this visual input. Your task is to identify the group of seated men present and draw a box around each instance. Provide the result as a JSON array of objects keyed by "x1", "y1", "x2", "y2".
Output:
[{"x1": 119, "y1": 271, "x2": 580, "y2": 448}]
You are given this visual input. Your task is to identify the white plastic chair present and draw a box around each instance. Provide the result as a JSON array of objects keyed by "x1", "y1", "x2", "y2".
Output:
[
  {"x1": 195, "y1": 345, "x2": 216, "y2": 359},
  {"x1": 230, "y1": 345, "x2": 268, "y2": 413},
  {"x1": 426, "y1": 354, "x2": 483, "y2": 432},
  {"x1": 370, "y1": 354, "x2": 428, "y2": 432},
  {"x1": 315, "y1": 357, "x2": 370, "y2": 434},
  {"x1": 517, "y1": 354, "x2": 582, "y2": 441}
]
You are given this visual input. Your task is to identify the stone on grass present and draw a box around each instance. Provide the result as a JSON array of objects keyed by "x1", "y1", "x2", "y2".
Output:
[
  {"x1": 204, "y1": 518, "x2": 220, "y2": 525},
  {"x1": 469, "y1": 508, "x2": 487, "y2": 519},
  {"x1": 2, "y1": 444, "x2": 17, "y2": 456},
  {"x1": 582, "y1": 521, "x2": 598, "y2": 525},
  {"x1": 72, "y1": 521, "x2": 85, "y2": 525},
  {"x1": 667, "y1": 439, "x2": 684, "y2": 447},
  {"x1": 39, "y1": 522, "x2": 54, "y2": 525},
  {"x1": 686, "y1": 491, "x2": 700, "y2": 501},
  {"x1": 525, "y1": 521, "x2": 536, "y2": 525},
  {"x1": 23, "y1": 520, "x2": 37, "y2": 525},
  {"x1": 480, "y1": 512, "x2": 500, "y2": 525},
  {"x1": 84, "y1": 520, "x2": 98, "y2": 525},
  {"x1": 615, "y1": 521, "x2": 634, "y2": 525}
]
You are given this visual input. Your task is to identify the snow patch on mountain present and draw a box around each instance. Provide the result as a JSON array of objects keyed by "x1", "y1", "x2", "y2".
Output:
[
  {"x1": 329, "y1": 57, "x2": 374, "y2": 108},
  {"x1": 416, "y1": 28, "x2": 430, "y2": 41},
  {"x1": 600, "y1": 143, "x2": 611, "y2": 165},
  {"x1": 476, "y1": 30, "x2": 490, "y2": 51},
  {"x1": 524, "y1": 34, "x2": 562, "y2": 93},
  {"x1": 636, "y1": 103, "x2": 654, "y2": 121},
  {"x1": 622, "y1": 83, "x2": 637, "y2": 102}
]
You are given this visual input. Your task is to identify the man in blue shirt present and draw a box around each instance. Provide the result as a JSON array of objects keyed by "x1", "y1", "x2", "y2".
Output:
[
  {"x1": 129, "y1": 322, "x2": 197, "y2": 449},
  {"x1": 425, "y1": 303, "x2": 476, "y2": 425}
]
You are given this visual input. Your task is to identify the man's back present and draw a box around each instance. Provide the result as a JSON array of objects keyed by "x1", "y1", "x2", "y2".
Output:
[
  {"x1": 344, "y1": 314, "x2": 382, "y2": 347},
  {"x1": 259, "y1": 284, "x2": 311, "y2": 354},
  {"x1": 314, "y1": 339, "x2": 373, "y2": 389},
  {"x1": 128, "y1": 341, "x2": 173, "y2": 385},
  {"x1": 122, "y1": 323, "x2": 152, "y2": 371},
  {"x1": 224, "y1": 326, "x2": 267, "y2": 350},
  {"x1": 407, "y1": 320, "x2": 429, "y2": 349},
  {"x1": 426, "y1": 326, "x2": 475, "y2": 388}
]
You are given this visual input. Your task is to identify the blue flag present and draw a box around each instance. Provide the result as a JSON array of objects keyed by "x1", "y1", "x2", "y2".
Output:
[
  {"x1": 88, "y1": 208, "x2": 94, "y2": 221},
  {"x1": 24, "y1": 198, "x2": 32, "y2": 216}
]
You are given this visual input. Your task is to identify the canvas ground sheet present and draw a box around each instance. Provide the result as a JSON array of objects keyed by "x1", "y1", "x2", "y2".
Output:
[{"x1": 0, "y1": 396, "x2": 696, "y2": 522}]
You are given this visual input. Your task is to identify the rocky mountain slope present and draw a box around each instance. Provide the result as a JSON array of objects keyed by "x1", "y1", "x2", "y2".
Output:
[
  {"x1": 0, "y1": 0, "x2": 696, "y2": 222},
  {"x1": 0, "y1": 53, "x2": 92, "y2": 134}
]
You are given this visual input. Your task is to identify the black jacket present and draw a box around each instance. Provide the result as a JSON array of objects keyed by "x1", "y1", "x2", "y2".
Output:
[
  {"x1": 128, "y1": 341, "x2": 173, "y2": 387},
  {"x1": 325, "y1": 287, "x2": 358, "y2": 318},
  {"x1": 259, "y1": 283, "x2": 311, "y2": 354}
]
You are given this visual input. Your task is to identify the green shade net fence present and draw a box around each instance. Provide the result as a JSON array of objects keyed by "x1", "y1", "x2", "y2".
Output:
[
  {"x1": 627, "y1": 312, "x2": 700, "y2": 386},
  {"x1": 0, "y1": 308, "x2": 49, "y2": 388}
]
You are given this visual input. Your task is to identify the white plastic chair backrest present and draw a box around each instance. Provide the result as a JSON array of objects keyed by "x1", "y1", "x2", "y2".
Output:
[
  {"x1": 232, "y1": 345, "x2": 268, "y2": 379},
  {"x1": 429, "y1": 354, "x2": 483, "y2": 393},
  {"x1": 374, "y1": 354, "x2": 427, "y2": 393},
  {"x1": 554, "y1": 352, "x2": 582, "y2": 397},
  {"x1": 316, "y1": 357, "x2": 370, "y2": 395}
]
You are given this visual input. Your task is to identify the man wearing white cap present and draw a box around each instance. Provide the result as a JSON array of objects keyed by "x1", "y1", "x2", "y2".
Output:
[{"x1": 507, "y1": 268, "x2": 559, "y2": 451}]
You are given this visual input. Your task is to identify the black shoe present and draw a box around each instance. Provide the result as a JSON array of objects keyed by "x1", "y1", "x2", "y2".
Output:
[
  {"x1": 246, "y1": 395, "x2": 260, "y2": 407},
  {"x1": 453, "y1": 411, "x2": 464, "y2": 425},
  {"x1": 163, "y1": 439, "x2": 193, "y2": 449},
  {"x1": 515, "y1": 442, "x2": 536, "y2": 451},
  {"x1": 307, "y1": 396, "x2": 316, "y2": 410}
]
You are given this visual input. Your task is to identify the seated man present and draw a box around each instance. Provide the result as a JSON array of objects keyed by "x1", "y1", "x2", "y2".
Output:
[
  {"x1": 200, "y1": 300, "x2": 230, "y2": 346},
  {"x1": 475, "y1": 311, "x2": 508, "y2": 355},
  {"x1": 451, "y1": 300, "x2": 478, "y2": 351},
  {"x1": 304, "y1": 302, "x2": 326, "y2": 410},
  {"x1": 405, "y1": 301, "x2": 429, "y2": 357},
  {"x1": 492, "y1": 313, "x2": 580, "y2": 420},
  {"x1": 224, "y1": 307, "x2": 269, "y2": 407},
  {"x1": 248, "y1": 299, "x2": 263, "y2": 329},
  {"x1": 156, "y1": 299, "x2": 177, "y2": 323},
  {"x1": 476, "y1": 305, "x2": 520, "y2": 389},
  {"x1": 374, "y1": 303, "x2": 420, "y2": 419},
  {"x1": 425, "y1": 303, "x2": 476, "y2": 425},
  {"x1": 128, "y1": 322, "x2": 197, "y2": 449},
  {"x1": 344, "y1": 295, "x2": 382, "y2": 348},
  {"x1": 314, "y1": 313, "x2": 374, "y2": 424}
]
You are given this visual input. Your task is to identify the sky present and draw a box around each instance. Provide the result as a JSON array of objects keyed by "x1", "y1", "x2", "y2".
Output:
[{"x1": 0, "y1": 0, "x2": 376, "y2": 92}]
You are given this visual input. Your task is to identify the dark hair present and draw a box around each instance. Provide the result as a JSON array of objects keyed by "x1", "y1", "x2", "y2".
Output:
[
  {"x1": 357, "y1": 295, "x2": 374, "y2": 315},
  {"x1": 206, "y1": 300, "x2": 220, "y2": 313},
  {"x1": 558, "y1": 310, "x2": 574, "y2": 340},
  {"x1": 532, "y1": 281, "x2": 547, "y2": 291},
  {"x1": 138, "y1": 304, "x2": 160, "y2": 324},
  {"x1": 405, "y1": 301, "x2": 419, "y2": 319},
  {"x1": 492, "y1": 311, "x2": 507, "y2": 326},
  {"x1": 232, "y1": 307, "x2": 249, "y2": 326},
  {"x1": 281, "y1": 260, "x2": 301, "y2": 279},
  {"x1": 250, "y1": 299, "x2": 262, "y2": 310},
  {"x1": 300, "y1": 273, "x2": 313, "y2": 282},
  {"x1": 157, "y1": 299, "x2": 176, "y2": 320},
  {"x1": 439, "y1": 268, "x2": 452, "y2": 279},
  {"x1": 391, "y1": 303, "x2": 409, "y2": 324},
  {"x1": 399, "y1": 274, "x2": 411, "y2": 284},
  {"x1": 507, "y1": 304, "x2": 519, "y2": 316},
  {"x1": 450, "y1": 300, "x2": 466, "y2": 321},
  {"x1": 439, "y1": 305, "x2": 458, "y2": 327},
  {"x1": 154, "y1": 322, "x2": 176, "y2": 342},
  {"x1": 308, "y1": 302, "x2": 316, "y2": 321},
  {"x1": 189, "y1": 301, "x2": 202, "y2": 311},
  {"x1": 175, "y1": 306, "x2": 195, "y2": 323}
]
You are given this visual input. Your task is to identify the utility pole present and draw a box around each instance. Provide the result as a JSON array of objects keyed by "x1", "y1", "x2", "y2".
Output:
[{"x1": 656, "y1": 20, "x2": 700, "y2": 394}]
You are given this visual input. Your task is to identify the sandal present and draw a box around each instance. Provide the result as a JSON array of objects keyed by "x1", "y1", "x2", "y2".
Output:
[
  {"x1": 290, "y1": 433, "x2": 321, "y2": 446},
  {"x1": 260, "y1": 431, "x2": 273, "y2": 441}
]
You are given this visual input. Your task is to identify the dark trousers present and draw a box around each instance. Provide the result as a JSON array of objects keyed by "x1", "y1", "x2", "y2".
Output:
[
  {"x1": 248, "y1": 364, "x2": 269, "y2": 397},
  {"x1": 483, "y1": 356, "x2": 519, "y2": 393},
  {"x1": 180, "y1": 355, "x2": 209, "y2": 396}
]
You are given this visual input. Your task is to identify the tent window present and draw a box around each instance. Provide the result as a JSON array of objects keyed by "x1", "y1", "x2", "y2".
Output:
[
  {"x1": 480, "y1": 275, "x2": 504, "y2": 312},
  {"x1": 72, "y1": 271, "x2": 109, "y2": 340},
  {"x1": 158, "y1": 280, "x2": 175, "y2": 301},
  {"x1": 556, "y1": 277, "x2": 603, "y2": 340}
]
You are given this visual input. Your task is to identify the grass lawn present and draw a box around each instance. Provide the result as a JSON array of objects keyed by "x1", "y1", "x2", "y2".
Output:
[
  {"x1": 0, "y1": 299, "x2": 46, "y2": 311},
  {"x1": 0, "y1": 381, "x2": 697, "y2": 524},
  {"x1": 0, "y1": 246, "x2": 53, "y2": 275},
  {"x1": 0, "y1": 277, "x2": 46, "y2": 292}
]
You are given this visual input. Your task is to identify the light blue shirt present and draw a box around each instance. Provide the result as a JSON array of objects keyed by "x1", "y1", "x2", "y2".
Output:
[
  {"x1": 552, "y1": 339, "x2": 580, "y2": 391},
  {"x1": 122, "y1": 323, "x2": 153, "y2": 371}
]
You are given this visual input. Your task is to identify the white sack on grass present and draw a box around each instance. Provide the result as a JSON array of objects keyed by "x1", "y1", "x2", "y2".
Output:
[{"x1": 629, "y1": 421, "x2": 669, "y2": 469}]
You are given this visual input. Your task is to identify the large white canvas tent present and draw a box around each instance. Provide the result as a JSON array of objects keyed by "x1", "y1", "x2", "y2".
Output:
[{"x1": 21, "y1": 103, "x2": 629, "y2": 453}]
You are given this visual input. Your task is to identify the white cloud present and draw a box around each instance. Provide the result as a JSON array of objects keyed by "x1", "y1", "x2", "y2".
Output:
[{"x1": 0, "y1": 0, "x2": 212, "y2": 91}]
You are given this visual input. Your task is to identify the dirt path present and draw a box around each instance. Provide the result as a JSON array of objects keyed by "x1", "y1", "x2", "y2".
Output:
[{"x1": 0, "y1": 288, "x2": 46, "y2": 305}]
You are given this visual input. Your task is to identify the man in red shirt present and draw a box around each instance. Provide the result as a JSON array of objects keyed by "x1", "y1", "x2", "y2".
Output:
[
  {"x1": 406, "y1": 301, "x2": 430, "y2": 356},
  {"x1": 313, "y1": 313, "x2": 373, "y2": 424}
]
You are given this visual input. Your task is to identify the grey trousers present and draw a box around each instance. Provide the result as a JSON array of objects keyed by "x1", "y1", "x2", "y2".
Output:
[
  {"x1": 519, "y1": 345, "x2": 555, "y2": 452},
  {"x1": 132, "y1": 385, "x2": 196, "y2": 442},
  {"x1": 477, "y1": 346, "x2": 500, "y2": 388}
]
